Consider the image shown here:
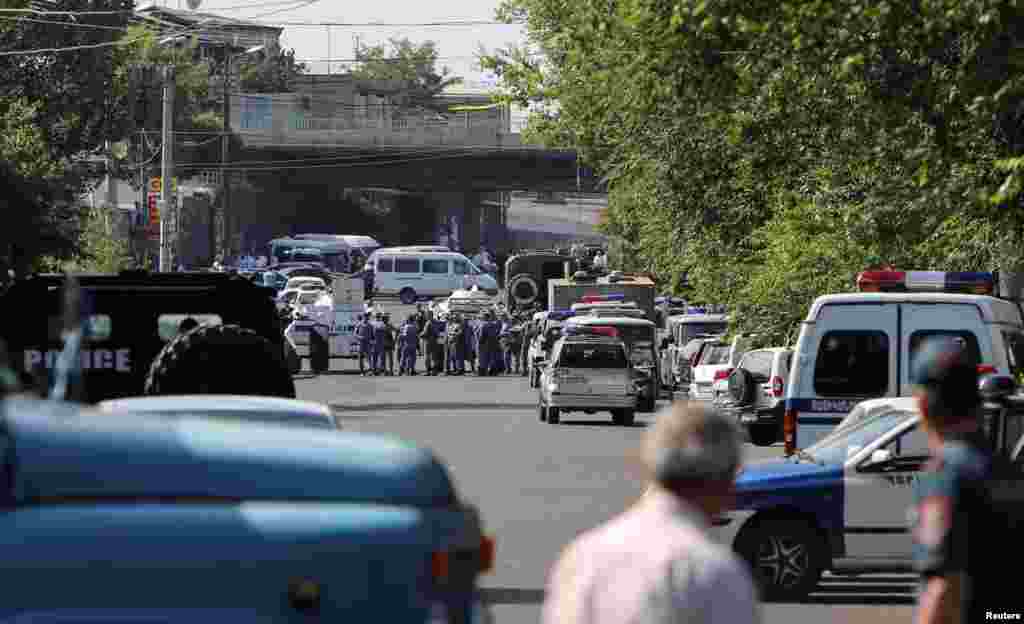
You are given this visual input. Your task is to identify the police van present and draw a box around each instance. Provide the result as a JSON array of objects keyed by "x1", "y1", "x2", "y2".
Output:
[
  {"x1": 784, "y1": 269, "x2": 1024, "y2": 455},
  {"x1": 370, "y1": 250, "x2": 499, "y2": 304}
]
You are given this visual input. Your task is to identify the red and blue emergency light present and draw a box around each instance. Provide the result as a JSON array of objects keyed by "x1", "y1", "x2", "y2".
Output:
[
  {"x1": 548, "y1": 310, "x2": 576, "y2": 320},
  {"x1": 580, "y1": 294, "x2": 625, "y2": 303},
  {"x1": 856, "y1": 270, "x2": 995, "y2": 295},
  {"x1": 563, "y1": 325, "x2": 619, "y2": 338}
]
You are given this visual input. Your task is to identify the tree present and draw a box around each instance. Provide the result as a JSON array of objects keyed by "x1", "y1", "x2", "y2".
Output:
[
  {"x1": 38, "y1": 205, "x2": 132, "y2": 274},
  {"x1": 350, "y1": 37, "x2": 461, "y2": 110},
  {"x1": 484, "y1": 0, "x2": 1024, "y2": 337},
  {"x1": 238, "y1": 43, "x2": 307, "y2": 93}
]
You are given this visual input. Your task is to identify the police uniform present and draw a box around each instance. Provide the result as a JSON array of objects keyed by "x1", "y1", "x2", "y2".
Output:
[
  {"x1": 446, "y1": 315, "x2": 466, "y2": 375},
  {"x1": 398, "y1": 318, "x2": 419, "y2": 375},
  {"x1": 909, "y1": 338, "x2": 1007, "y2": 623},
  {"x1": 382, "y1": 315, "x2": 396, "y2": 375},
  {"x1": 355, "y1": 315, "x2": 374, "y2": 375},
  {"x1": 370, "y1": 315, "x2": 388, "y2": 375}
]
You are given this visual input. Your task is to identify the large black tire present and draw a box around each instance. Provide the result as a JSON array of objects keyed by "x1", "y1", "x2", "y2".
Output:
[
  {"x1": 507, "y1": 274, "x2": 540, "y2": 308},
  {"x1": 728, "y1": 368, "x2": 757, "y2": 405},
  {"x1": 145, "y1": 324, "x2": 296, "y2": 398},
  {"x1": 734, "y1": 517, "x2": 826, "y2": 602}
]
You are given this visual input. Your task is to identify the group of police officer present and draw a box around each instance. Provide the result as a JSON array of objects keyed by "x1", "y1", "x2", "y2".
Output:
[{"x1": 352, "y1": 304, "x2": 532, "y2": 377}]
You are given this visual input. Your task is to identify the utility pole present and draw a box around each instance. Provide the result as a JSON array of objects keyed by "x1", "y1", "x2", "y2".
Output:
[
  {"x1": 159, "y1": 65, "x2": 176, "y2": 272},
  {"x1": 220, "y1": 44, "x2": 232, "y2": 262}
]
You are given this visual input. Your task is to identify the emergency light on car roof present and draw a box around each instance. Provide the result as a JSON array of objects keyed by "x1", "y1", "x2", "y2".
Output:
[
  {"x1": 548, "y1": 310, "x2": 577, "y2": 320},
  {"x1": 856, "y1": 270, "x2": 995, "y2": 295},
  {"x1": 579, "y1": 294, "x2": 625, "y2": 303},
  {"x1": 563, "y1": 325, "x2": 618, "y2": 337}
]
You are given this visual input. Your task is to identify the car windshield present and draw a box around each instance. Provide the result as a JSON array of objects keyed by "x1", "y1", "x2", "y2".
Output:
[
  {"x1": 802, "y1": 409, "x2": 915, "y2": 466},
  {"x1": 557, "y1": 343, "x2": 628, "y2": 368},
  {"x1": 699, "y1": 344, "x2": 730, "y2": 365}
]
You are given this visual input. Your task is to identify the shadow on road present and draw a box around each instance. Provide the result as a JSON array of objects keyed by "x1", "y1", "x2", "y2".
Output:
[
  {"x1": 480, "y1": 587, "x2": 545, "y2": 605},
  {"x1": 557, "y1": 420, "x2": 649, "y2": 428},
  {"x1": 789, "y1": 574, "x2": 916, "y2": 606}
]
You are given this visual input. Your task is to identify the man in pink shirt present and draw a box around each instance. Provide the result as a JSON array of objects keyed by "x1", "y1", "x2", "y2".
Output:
[{"x1": 542, "y1": 401, "x2": 761, "y2": 624}]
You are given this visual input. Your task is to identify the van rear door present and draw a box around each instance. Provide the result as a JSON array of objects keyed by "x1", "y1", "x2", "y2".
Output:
[
  {"x1": 898, "y1": 303, "x2": 989, "y2": 396},
  {"x1": 792, "y1": 304, "x2": 898, "y2": 449}
]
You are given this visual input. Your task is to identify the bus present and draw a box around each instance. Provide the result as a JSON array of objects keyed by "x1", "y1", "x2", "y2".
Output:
[{"x1": 268, "y1": 238, "x2": 350, "y2": 273}]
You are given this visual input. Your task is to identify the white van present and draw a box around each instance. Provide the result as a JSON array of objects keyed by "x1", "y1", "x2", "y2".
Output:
[
  {"x1": 785, "y1": 269, "x2": 1024, "y2": 455},
  {"x1": 371, "y1": 250, "x2": 499, "y2": 304}
]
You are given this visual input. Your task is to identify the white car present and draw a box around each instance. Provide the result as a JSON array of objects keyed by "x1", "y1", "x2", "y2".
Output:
[
  {"x1": 689, "y1": 335, "x2": 754, "y2": 401},
  {"x1": 712, "y1": 393, "x2": 1024, "y2": 601},
  {"x1": 97, "y1": 395, "x2": 339, "y2": 430},
  {"x1": 285, "y1": 276, "x2": 327, "y2": 291}
]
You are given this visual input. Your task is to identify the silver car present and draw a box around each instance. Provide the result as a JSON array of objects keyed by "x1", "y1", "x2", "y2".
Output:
[{"x1": 537, "y1": 332, "x2": 637, "y2": 426}]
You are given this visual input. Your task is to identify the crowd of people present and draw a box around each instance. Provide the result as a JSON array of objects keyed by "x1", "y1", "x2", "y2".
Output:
[{"x1": 351, "y1": 303, "x2": 534, "y2": 377}]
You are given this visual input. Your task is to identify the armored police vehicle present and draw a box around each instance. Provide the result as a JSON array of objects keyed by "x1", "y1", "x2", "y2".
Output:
[{"x1": 0, "y1": 271, "x2": 290, "y2": 403}]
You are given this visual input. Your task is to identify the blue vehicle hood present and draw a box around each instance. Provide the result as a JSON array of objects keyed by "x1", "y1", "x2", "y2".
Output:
[
  {"x1": 733, "y1": 459, "x2": 843, "y2": 511},
  {"x1": 2, "y1": 398, "x2": 456, "y2": 507}
]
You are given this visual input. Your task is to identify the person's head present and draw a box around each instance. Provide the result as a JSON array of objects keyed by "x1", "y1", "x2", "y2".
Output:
[
  {"x1": 639, "y1": 401, "x2": 743, "y2": 519},
  {"x1": 376, "y1": 312, "x2": 384, "y2": 321},
  {"x1": 911, "y1": 336, "x2": 981, "y2": 442}
]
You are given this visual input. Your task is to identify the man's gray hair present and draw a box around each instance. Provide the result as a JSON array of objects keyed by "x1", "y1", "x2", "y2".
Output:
[{"x1": 642, "y1": 401, "x2": 743, "y2": 487}]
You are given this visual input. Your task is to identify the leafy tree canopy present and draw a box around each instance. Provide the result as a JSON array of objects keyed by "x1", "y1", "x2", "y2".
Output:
[
  {"x1": 351, "y1": 37, "x2": 462, "y2": 110},
  {"x1": 238, "y1": 42, "x2": 307, "y2": 93},
  {"x1": 485, "y1": 0, "x2": 1024, "y2": 342}
]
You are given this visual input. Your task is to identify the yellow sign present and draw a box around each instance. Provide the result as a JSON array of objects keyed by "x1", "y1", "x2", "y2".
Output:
[{"x1": 149, "y1": 177, "x2": 178, "y2": 194}]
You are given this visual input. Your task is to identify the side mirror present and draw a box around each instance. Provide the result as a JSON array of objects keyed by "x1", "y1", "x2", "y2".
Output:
[
  {"x1": 868, "y1": 449, "x2": 892, "y2": 465},
  {"x1": 979, "y1": 374, "x2": 1017, "y2": 402}
]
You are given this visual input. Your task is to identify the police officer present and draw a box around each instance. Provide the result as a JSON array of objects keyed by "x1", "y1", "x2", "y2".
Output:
[
  {"x1": 446, "y1": 313, "x2": 466, "y2": 375},
  {"x1": 370, "y1": 312, "x2": 388, "y2": 375},
  {"x1": 520, "y1": 315, "x2": 535, "y2": 377},
  {"x1": 414, "y1": 304, "x2": 428, "y2": 359},
  {"x1": 382, "y1": 313, "x2": 396, "y2": 376},
  {"x1": 476, "y1": 310, "x2": 498, "y2": 377},
  {"x1": 398, "y1": 315, "x2": 419, "y2": 375},
  {"x1": 909, "y1": 337, "x2": 1007, "y2": 624},
  {"x1": 419, "y1": 312, "x2": 441, "y2": 376},
  {"x1": 355, "y1": 313, "x2": 374, "y2": 376}
]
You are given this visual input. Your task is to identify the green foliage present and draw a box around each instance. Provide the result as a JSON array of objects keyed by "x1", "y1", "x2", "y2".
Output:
[
  {"x1": 488, "y1": 0, "x2": 1024, "y2": 340},
  {"x1": 42, "y1": 206, "x2": 131, "y2": 274},
  {"x1": 238, "y1": 43, "x2": 307, "y2": 93},
  {"x1": 351, "y1": 37, "x2": 462, "y2": 110}
]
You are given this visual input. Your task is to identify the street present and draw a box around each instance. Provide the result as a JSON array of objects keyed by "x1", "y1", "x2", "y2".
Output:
[{"x1": 295, "y1": 305, "x2": 915, "y2": 624}]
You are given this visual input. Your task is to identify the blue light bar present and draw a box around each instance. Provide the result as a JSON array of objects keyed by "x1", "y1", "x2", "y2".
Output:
[
  {"x1": 548, "y1": 310, "x2": 576, "y2": 320},
  {"x1": 945, "y1": 272, "x2": 995, "y2": 295}
]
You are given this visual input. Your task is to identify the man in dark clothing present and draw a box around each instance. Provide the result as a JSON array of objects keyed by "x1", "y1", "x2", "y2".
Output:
[
  {"x1": 382, "y1": 314, "x2": 396, "y2": 375},
  {"x1": 419, "y1": 313, "x2": 443, "y2": 376},
  {"x1": 909, "y1": 337, "x2": 1007, "y2": 624},
  {"x1": 355, "y1": 314, "x2": 374, "y2": 376}
]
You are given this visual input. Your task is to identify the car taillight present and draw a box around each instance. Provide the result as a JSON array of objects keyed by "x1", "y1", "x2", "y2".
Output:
[
  {"x1": 714, "y1": 368, "x2": 733, "y2": 381},
  {"x1": 480, "y1": 535, "x2": 495, "y2": 573},
  {"x1": 977, "y1": 364, "x2": 997, "y2": 375},
  {"x1": 783, "y1": 408, "x2": 796, "y2": 456},
  {"x1": 772, "y1": 376, "x2": 784, "y2": 397}
]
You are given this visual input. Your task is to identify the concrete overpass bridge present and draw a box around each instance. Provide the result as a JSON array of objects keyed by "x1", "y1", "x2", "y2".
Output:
[{"x1": 171, "y1": 92, "x2": 605, "y2": 265}]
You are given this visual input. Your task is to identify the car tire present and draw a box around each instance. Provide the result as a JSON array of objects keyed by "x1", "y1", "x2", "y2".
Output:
[
  {"x1": 145, "y1": 324, "x2": 297, "y2": 398},
  {"x1": 547, "y1": 406, "x2": 560, "y2": 424},
  {"x1": 399, "y1": 288, "x2": 417, "y2": 305},
  {"x1": 539, "y1": 403, "x2": 547, "y2": 422},
  {"x1": 748, "y1": 423, "x2": 779, "y2": 447},
  {"x1": 613, "y1": 409, "x2": 635, "y2": 426},
  {"x1": 734, "y1": 517, "x2": 825, "y2": 602},
  {"x1": 507, "y1": 274, "x2": 540, "y2": 308}
]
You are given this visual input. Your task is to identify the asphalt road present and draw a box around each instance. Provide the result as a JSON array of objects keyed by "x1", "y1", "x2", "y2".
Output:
[{"x1": 295, "y1": 301, "x2": 915, "y2": 624}]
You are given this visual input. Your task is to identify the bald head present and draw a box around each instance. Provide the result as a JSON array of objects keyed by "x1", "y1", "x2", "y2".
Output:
[{"x1": 642, "y1": 401, "x2": 743, "y2": 493}]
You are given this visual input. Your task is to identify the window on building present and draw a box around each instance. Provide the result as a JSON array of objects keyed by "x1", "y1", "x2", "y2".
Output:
[{"x1": 814, "y1": 331, "x2": 890, "y2": 397}]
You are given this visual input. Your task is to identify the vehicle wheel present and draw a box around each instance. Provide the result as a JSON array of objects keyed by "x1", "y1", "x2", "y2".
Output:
[
  {"x1": 728, "y1": 368, "x2": 756, "y2": 405},
  {"x1": 539, "y1": 403, "x2": 547, "y2": 422},
  {"x1": 748, "y1": 424, "x2": 779, "y2": 447},
  {"x1": 145, "y1": 324, "x2": 296, "y2": 398},
  {"x1": 507, "y1": 274, "x2": 540, "y2": 308},
  {"x1": 399, "y1": 288, "x2": 417, "y2": 305},
  {"x1": 613, "y1": 409, "x2": 635, "y2": 426},
  {"x1": 734, "y1": 518, "x2": 825, "y2": 602},
  {"x1": 547, "y1": 406, "x2": 560, "y2": 424}
]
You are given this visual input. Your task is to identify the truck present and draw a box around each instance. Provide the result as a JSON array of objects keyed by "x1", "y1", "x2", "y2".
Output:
[
  {"x1": 286, "y1": 274, "x2": 367, "y2": 371},
  {"x1": 547, "y1": 274, "x2": 657, "y2": 321}
]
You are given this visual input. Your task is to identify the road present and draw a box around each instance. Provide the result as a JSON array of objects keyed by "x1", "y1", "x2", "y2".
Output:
[{"x1": 295, "y1": 301, "x2": 915, "y2": 624}]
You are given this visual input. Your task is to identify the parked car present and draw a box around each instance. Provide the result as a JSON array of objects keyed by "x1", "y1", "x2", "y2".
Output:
[
  {"x1": 97, "y1": 395, "x2": 339, "y2": 430},
  {"x1": 715, "y1": 347, "x2": 793, "y2": 446},
  {"x1": 688, "y1": 335, "x2": 754, "y2": 401}
]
